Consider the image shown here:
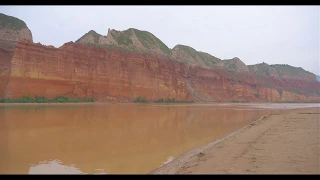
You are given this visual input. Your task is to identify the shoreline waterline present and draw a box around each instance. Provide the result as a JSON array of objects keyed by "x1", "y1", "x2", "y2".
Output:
[
  {"x1": 0, "y1": 102, "x2": 319, "y2": 106},
  {"x1": 148, "y1": 112, "x2": 274, "y2": 174},
  {"x1": 0, "y1": 103, "x2": 318, "y2": 174},
  {"x1": 148, "y1": 107, "x2": 319, "y2": 174}
]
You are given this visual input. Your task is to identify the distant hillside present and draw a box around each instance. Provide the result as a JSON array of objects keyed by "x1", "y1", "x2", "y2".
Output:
[
  {"x1": 0, "y1": 13, "x2": 33, "y2": 50},
  {"x1": 76, "y1": 28, "x2": 222, "y2": 69},
  {"x1": 76, "y1": 28, "x2": 171, "y2": 57},
  {"x1": 248, "y1": 62, "x2": 279, "y2": 78},
  {"x1": 270, "y1": 64, "x2": 315, "y2": 81},
  {"x1": 75, "y1": 28, "x2": 317, "y2": 81},
  {"x1": 171, "y1": 44, "x2": 221, "y2": 68},
  {"x1": 214, "y1": 57, "x2": 249, "y2": 73},
  {"x1": 316, "y1": 75, "x2": 320, "y2": 82},
  {"x1": 248, "y1": 63, "x2": 316, "y2": 81}
]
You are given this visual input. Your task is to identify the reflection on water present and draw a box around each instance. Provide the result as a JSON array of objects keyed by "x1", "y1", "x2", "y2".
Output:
[
  {"x1": 0, "y1": 103, "x2": 318, "y2": 174},
  {"x1": 28, "y1": 159, "x2": 107, "y2": 174},
  {"x1": 29, "y1": 159, "x2": 85, "y2": 174}
]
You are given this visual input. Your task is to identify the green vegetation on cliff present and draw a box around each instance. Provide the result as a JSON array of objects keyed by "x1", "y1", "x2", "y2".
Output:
[
  {"x1": 0, "y1": 13, "x2": 28, "y2": 30},
  {"x1": 0, "y1": 95, "x2": 94, "y2": 103},
  {"x1": 228, "y1": 63, "x2": 236, "y2": 69},
  {"x1": 248, "y1": 63, "x2": 273, "y2": 76},
  {"x1": 249, "y1": 63, "x2": 316, "y2": 81},
  {"x1": 198, "y1": 51, "x2": 221, "y2": 64},
  {"x1": 277, "y1": 88, "x2": 283, "y2": 96},
  {"x1": 0, "y1": 13, "x2": 33, "y2": 51},
  {"x1": 172, "y1": 45, "x2": 221, "y2": 68},
  {"x1": 131, "y1": 28, "x2": 171, "y2": 54},
  {"x1": 153, "y1": 97, "x2": 194, "y2": 103},
  {"x1": 111, "y1": 29, "x2": 133, "y2": 46},
  {"x1": 76, "y1": 28, "x2": 171, "y2": 56},
  {"x1": 216, "y1": 57, "x2": 249, "y2": 73},
  {"x1": 74, "y1": 27, "x2": 316, "y2": 83},
  {"x1": 75, "y1": 30, "x2": 101, "y2": 45},
  {"x1": 176, "y1": 45, "x2": 198, "y2": 58},
  {"x1": 270, "y1": 64, "x2": 314, "y2": 76},
  {"x1": 133, "y1": 96, "x2": 194, "y2": 103},
  {"x1": 133, "y1": 96, "x2": 148, "y2": 103}
]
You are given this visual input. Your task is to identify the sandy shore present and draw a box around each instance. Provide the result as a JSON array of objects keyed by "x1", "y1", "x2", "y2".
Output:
[{"x1": 150, "y1": 107, "x2": 320, "y2": 174}]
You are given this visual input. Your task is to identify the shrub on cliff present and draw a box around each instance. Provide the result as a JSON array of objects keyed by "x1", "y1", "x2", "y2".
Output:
[
  {"x1": 0, "y1": 95, "x2": 95, "y2": 103},
  {"x1": 133, "y1": 96, "x2": 148, "y2": 103},
  {"x1": 0, "y1": 94, "x2": 36, "y2": 103},
  {"x1": 34, "y1": 95, "x2": 47, "y2": 103},
  {"x1": 277, "y1": 88, "x2": 283, "y2": 96},
  {"x1": 49, "y1": 96, "x2": 69, "y2": 103},
  {"x1": 153, "y1": 98, "x2": 164, "y2": 103},
  {"x1": 153, "y1": 97, "x2": 194, "y2": 103},
  {"x1": 20, "y1": 95, "x2": 34, "y2": 103}
]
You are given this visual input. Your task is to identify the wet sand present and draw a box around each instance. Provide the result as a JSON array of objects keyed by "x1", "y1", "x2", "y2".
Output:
[{"x1": 150, "y1": 107, "x2": 320, "y2": 174}]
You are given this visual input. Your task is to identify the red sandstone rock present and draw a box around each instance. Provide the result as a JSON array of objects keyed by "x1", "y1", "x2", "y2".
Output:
[{"x1": 0, "y1": 39, "x2": 319, "y2": 103}]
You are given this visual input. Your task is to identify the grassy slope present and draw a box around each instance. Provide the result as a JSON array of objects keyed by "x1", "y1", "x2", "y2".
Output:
[
  {"x1": 0, "y1": 13, "x2": 28, "y2": 30},
  {"x1": 173, "y1": 44, "x2": 221, "y2": 67}
]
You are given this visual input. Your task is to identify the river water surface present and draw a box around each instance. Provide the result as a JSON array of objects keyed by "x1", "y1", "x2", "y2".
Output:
[{"x1": 0, "y1": 103, "x2": 318, "y2": 174}]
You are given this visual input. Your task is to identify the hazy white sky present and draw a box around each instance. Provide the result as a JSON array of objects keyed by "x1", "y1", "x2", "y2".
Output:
[{"x1": 1, "y1": 6, "x2": 319, "y2": 75}]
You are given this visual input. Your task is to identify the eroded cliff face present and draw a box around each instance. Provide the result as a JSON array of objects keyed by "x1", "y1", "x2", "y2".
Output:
[
  {"x1": 0, "y1": 48, "x2": 12, "y2": 97},
  {"x1": 2, "y1": 40, "x2": 188, "y2": 102},
  {"x1": 214, "y1": 57, "x2": 249, "y2": 73},
  {"x1": 171, "y1": 45, "x2": 221, "y2": 69},
  {"x1": 270, "y1": 64, "x2": 316, "y2": 81},
  {"x1": 75, "y1": 27, "x2": 317, "y2": 83},
  {"x1": 76, "y1": 28, "x2": 171, "y2": 58},
  {"x1": 248, "y1": 63, "x2": 279, "y2": 78},
  {"x1": 0, "y1": 13, "x2": 318, "y2": 103},
  {"x1": 249, "y1": 63, "x2": 316, "y2": 81},
  {"x1": 0, "y1": 13, "x2": 33, "y2": 51},
  {"x1": 1, "y1": 39, "x2": 320, "y2": 103}
]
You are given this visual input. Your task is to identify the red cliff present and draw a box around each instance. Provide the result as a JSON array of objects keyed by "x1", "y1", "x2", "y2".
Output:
[
  {"x1": 1, "y1": 39, "x2": 319, "y2": 103},
  {"x1": 1, "y1": 40, "x2": 188, "y2": 102}
]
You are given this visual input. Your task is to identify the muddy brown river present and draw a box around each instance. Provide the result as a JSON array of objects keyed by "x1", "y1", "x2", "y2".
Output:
[{"x1": 0, "y1": 103, "x2": 318, "y2": 174}]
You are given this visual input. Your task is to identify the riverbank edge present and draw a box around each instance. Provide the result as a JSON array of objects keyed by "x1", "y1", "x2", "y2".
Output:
[
  {"x1": 0, "y1": 102, "x2": 319, "y2": 106},
  {"x1": 148, "y1": 107, "x2": 312, "y2": 174}
]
